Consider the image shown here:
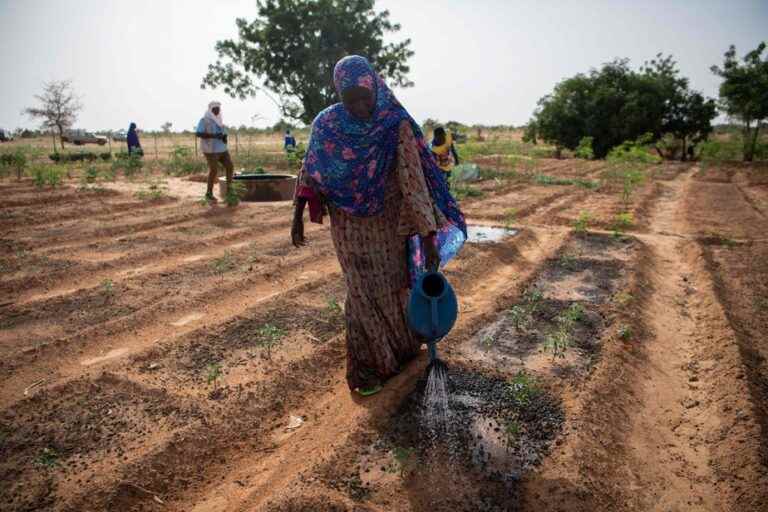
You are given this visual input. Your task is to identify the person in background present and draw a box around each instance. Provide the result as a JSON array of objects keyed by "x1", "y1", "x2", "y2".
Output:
[
  {"x1": 127, "y1": 122, "x2": 142, "y2": 155},
  {"x1": 284, "y1": 129, "x2": 297, "y2": 152},
  {"x1": 430, "y1": 126, "x2": 460, "y2": 186},
  {"x1": 196, "y1": 101, "x2": 233, "y2": 203},
  {"x1": 291, "y1": 56, "x2": 466, "y2": 396}
]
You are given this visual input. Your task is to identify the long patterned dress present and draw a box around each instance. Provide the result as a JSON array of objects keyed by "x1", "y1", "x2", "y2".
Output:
[{"x1": 298, "y1": 120, "x2": 446, "y2": 390}]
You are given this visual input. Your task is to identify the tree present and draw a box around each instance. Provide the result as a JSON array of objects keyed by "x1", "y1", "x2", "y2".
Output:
[
  {"x1": 525, "y1": 56, "x2": 716, "y2": 159},
  {"x1": 711, "y1": 42, "x2": 768, "y2": 161},
  {"x1": 161, "y1": 122, "x2": 173, "y2": 133},
  {"x1": 24, "y1": 80, "x2": 82, "y2": 151},
  {"x1": 663, "y1": 90, "x2": 717, "y2": 160},
  {"x1": 202, "y1": 0, "x2": 414, "y2": 125}
]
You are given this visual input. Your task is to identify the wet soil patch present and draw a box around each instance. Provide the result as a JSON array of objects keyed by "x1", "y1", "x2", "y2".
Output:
[{"x1": 339, "y1": 366, "x2": 563, "y2": 511}]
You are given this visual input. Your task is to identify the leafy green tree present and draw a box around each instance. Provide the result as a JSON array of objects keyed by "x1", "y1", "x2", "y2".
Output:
[
  {"x1": 663, "y1": 90, "x2": 717, "y2": 160},
  {"x1": 711, "y1": 42, "x2": 768, "y2": 161},
  {"x1": 525, "y1": 56, "x2": 716, "y2": 160},
  {"x1": 202, "y1": 0, "x2": 414, "y2": 125}
]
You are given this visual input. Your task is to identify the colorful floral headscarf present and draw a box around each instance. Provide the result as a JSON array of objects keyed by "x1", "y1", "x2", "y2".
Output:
[{"x1": 304, "y1": 55, "x2": 466, "y2": 274}]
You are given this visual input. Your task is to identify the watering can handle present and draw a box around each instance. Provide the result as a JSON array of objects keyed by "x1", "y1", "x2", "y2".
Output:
[{"x1": 430, "y1": 297, "x2": 439, "y2": 339}]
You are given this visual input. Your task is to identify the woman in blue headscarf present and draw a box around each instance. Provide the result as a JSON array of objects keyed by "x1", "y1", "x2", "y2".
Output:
[
  {"x1": 292, "y1": 55, "x2": 466, "y2": 396},
  {"x1": 127, "y1": 122, "x2": 142, "y2": 155}
]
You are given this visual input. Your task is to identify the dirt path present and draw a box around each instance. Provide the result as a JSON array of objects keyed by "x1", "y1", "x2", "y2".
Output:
[
  {"x1": 625, "y1": 170, "x2": 721, "y2": 509},
  {"x1": 614, "y1": 168, "x2": 765, "y2": 510}
]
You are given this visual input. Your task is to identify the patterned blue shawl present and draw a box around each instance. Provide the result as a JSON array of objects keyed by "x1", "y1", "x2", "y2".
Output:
[{"x1": 304, "y1": 55, "x2": 466, "y2": 272}]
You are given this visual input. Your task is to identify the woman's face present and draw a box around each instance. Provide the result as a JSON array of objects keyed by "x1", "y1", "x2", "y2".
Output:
[{"x1": 342, "y1": 86, "x2": 375, "y2": 121}]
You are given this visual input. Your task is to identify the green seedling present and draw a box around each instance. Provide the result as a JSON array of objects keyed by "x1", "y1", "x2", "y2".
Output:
[
  {"x1": 225, "y1": 181, "x2": 246, "y2": 207},
  {"x1": 503, "y1": 208, "x2": 517, "y2": 229},
  {"x1": 504, "y1": 418, "x2": 521, "y2": 442},
  {"x1": 211, "y1": 251, "x2": 236, "y2": 276},
  {"x1": 256, "y1": 323, "x2": 286, "y2": 351},
  {"x1": 206, "y1": 363, "x2": 223, "y2": 388},
  {"x1": 543, "y1": 328, "x2": 570, "y2": 360},
  {"x1": 618, "y1": 325, "x2": 633, "y2": 341},
  {"x1": 101, "y1": 278, "x2": 114, "y2": 296},
  {"x1": 32, "y1": 166, "x2": 47, "y2": 188},
  {"x1": 326, "y1": 296, "x2": 343, "y2": 317},
  {"x1": 563, "y1": 303, "x2": 586, "y2": 323},
  {"x1": 612, "y1": 212, "x2": 634, "y2": 237},
  {"x1": 507, "y1": 288, "x2": 544, "y2": 330},
  {"x1": 35, "y1": 447, "x2": 60, "y2": 468},
  {"x1": 614, "y1": 291, "x2": 634, "y2": 306},
  {"x1": 534, "y1": 174, "x2": 573, "y2": 186},
  {"x1": 451, "y1": 183, "x2": 484, "y2": 201},
  {"x1": 508, "y1": 370, "x2": 539, "y2": 407},
  {"x1": 391, "y1": 446, "x2": 417, "y2": 477},
  {"x1": 481, "y1": 334, "x2": 494, "y2": 347},
  {"x1": 573, "y1": 211, "x2": 591, "y2": 233},
  {"x1": 558, "y1": 253, "x2": 578, "y2": 270},
  {"x1": 135, "y1": 177, "x2": 169, "y2": 201}
]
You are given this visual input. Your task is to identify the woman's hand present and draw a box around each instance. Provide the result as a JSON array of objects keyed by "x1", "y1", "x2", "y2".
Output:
[
  {"x1": 291, "y1": 199, "x2": 307, "y2": 247},
  {"x1": 423, "y1": 233, "x2": 440, "y2": 272}
]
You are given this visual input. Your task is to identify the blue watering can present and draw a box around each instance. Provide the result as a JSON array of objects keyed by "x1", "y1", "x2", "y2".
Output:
[{"x1": 407, "y1": 271, "x2": 458, "y2": 347}]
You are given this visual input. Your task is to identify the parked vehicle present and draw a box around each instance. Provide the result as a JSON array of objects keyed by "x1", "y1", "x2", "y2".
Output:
[
  {"x1": 0, "y1": 129, "x2": 12, "y2": 142},
  {"x1": 112, "y1": 129, "x2": 127, "y2": 142},
  {"x1": 62, "y1": 129, "x2": 108, "y2": 146}
]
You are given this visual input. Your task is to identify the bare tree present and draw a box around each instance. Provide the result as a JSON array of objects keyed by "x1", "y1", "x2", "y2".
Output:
[
  {"x1": 24, "y1": 80, "x2": 82, "y2": 151},
  {"x1": 161, "y1": 122, "x2": 173, "y2": 133}
]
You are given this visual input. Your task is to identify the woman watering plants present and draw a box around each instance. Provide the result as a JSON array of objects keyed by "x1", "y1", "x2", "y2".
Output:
[{"x1": 291, "y1": 56, "x2": 466, "y2": 396}]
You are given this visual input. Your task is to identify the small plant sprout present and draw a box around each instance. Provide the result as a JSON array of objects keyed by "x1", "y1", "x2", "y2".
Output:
[
  {"x1": 504, "y1": 418, "x2": 521, "y2": 443},
  {"x1": 211, "y1": 251, "x2": 236, "y2": 276},
  {"x1": 563, "y1": 303, "x2": 586, "y2": 323},
  {"x1": 558, "y1": 253, "x2": 578, "y2": 270},
  {"x1": 618, "y1": 325, "x2": 633, "y2": 341},
  {"x1": 206, "y1": 363, "x2": 223, "y2": 388},
  {"x1": 503, "y1": 208, "x2": 517, "y2": 229},
  {"x1": 481, "y1": 334, "x2": 494, "y2": 347},
  {"x1": 391, "y1": 446, "x2": 417, "y2": 478},
  {"x1": 614, "y1": 291, "x2": 634, "y2": 306},
  {"x1": 101, "y1": 278, "x2": 114, "y2": 296},
  {"x1": 612, "y1": 212, "x2": 634, "y2": 237},
  {"x1": 225, "y1": 181, "x2": 246, "y2": 207},
  {"x1": 543, "y1": 328, "x2": 570, "y2": 360},
  {"x1": 326, "y1": 296, "x2": 342, "y2": 317},
  {"x1": 508, "y1": 370, "x2": 539, "y2": 407},
  {"x1": 256, "y1": 323, "x2": 286, "y2": 354},
  {"x1": 35, "y1": 447, "x2": 60, "y2": 468},
  {"x1": 573, "y1": 211, "x2": 592, "y2": 233}
]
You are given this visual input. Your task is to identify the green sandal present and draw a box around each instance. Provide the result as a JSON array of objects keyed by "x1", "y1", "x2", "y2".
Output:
[{"x1": 355, "y1": 384, "x2": 383, "y2": 397}]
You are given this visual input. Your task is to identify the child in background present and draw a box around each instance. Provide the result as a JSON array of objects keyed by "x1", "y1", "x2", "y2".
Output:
[{"x1": 430, "y1": 126, "x2": 460, "y2": 187}]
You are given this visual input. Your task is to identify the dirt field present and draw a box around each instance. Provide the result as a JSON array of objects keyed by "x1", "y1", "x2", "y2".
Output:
[{"x1": 1, "y1": 158, "x2": 767, "y2": 511}]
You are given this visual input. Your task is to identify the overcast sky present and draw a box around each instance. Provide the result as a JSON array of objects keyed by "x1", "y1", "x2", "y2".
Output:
[{"x1": 1, "y1": 0, "x2": 765, "y2": 132}]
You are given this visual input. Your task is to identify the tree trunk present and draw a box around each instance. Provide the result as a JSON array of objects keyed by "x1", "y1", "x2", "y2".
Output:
[
  {"x1": 747, "y1": 123, "x2": 761, "y2": 162},
  {"x1": 51, "y1": 131, "x2": 57, "y2": 153},
  {"x1": 58, "y1": 125, "x2": 65, "y2": 150},
  {"x1": 654, "y1": 146, "x2": 665, "y2": 160},
  {"x1": 681, "y1": 137, "x2": 687, "y2": 162},
  {"x1": 743, "y1": 121, "x2": 753, "y2": 162}
]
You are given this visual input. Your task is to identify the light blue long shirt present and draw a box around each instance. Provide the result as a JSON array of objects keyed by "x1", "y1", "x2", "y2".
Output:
[{"x1": 196, "y1": 118, "x2": 227, "y2": 154}]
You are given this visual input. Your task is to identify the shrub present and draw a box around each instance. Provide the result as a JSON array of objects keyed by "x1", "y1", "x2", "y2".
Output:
[
  {"x1": 574, "y1": 136, "x2": 594, "y2": 160},
  {"x1": 112, "y1": 152, "x2": 143, "y2": 178},
  {"x1": 0, "y1": 148, "x2": 27, "y2": 179}
]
